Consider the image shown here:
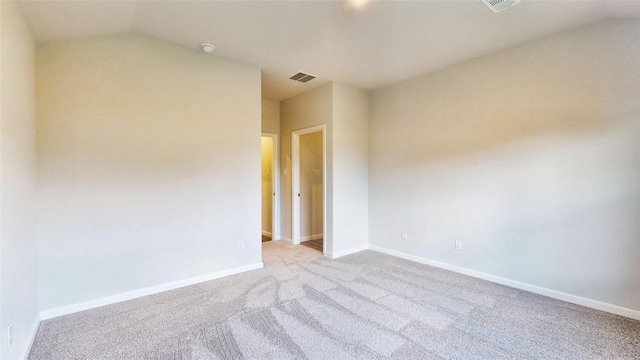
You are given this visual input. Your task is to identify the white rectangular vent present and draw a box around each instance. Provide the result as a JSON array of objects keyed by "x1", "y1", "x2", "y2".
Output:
[
  {"x1": 289, "y1": 72, "x2": 316, "y2": 83},
  {"x1": 481, "y1": 0, "x2": 521, "y2": 13}
]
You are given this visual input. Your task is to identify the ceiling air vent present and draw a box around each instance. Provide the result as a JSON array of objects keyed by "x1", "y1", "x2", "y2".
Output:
[
  {"x1": 481, "y1": 0, "x2": 521, "y2": 13},
  {"x1": 289, "y1": 72, "x2": 316, "y2": 83}
]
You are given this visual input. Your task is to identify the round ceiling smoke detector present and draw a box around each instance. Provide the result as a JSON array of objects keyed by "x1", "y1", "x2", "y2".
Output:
[{"x1": 200, "y1": 43, "x2": 215, "y2": 53}]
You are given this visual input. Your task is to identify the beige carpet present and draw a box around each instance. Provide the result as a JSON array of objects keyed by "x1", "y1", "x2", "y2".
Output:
[{"x1": 29, "y1": 240, "x2": 640, "y2": 359}]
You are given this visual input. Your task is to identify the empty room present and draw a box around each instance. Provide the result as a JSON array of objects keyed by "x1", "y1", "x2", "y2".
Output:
[{"x1": 1, "y1": 0, "x2": 639, "y2": 359}]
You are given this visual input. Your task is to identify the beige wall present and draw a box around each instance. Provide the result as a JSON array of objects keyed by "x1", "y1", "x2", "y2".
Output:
[
  {"x1": 281, "y1": 83, "x2": 334, "y2": 250},
  {"x1": 36, "y1": 34, "x2": 262, "y2": 311},
  {"x1": 261, "y1": 98, "x2": 280, "y2": 134},
  {"x1": 332, "y1": 83, "x2": 369, "y2": 254},
  {"x1": 369, "y1": 20, "x2": 640, "y2": 311},
  {"x1": 0, "y1": 1, "x2": 39, "y2": 358},
  {"x1": 280, "y1": 82, "x2": 369, "y2": 256},
  {"x1": 261, "y1": 137, "x2": 273, "y2": 235}
]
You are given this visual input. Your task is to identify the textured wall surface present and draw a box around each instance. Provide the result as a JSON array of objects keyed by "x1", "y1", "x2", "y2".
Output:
[
  {"x1": 369, "y1": 20, "x2": 640, "y2": 311},
  {"x1": 36, "y1": 34, "x2": 262, "y2": 311},
  {"x1": 0, "y1": 1, "x2": 39, "y2": 358}
]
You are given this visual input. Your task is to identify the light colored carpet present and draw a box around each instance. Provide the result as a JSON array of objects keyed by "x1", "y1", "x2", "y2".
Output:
[{"x1": 29, "y1": 241, "x2": 640, "y2": 359}]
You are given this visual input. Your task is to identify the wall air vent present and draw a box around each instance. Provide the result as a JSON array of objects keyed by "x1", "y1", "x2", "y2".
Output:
[
  {"x1": 289, "y1": 72, "x2": 316, "y2": 83},
  {"x1": 481, "y1": 0, "x2": 521, "y2": 13}
]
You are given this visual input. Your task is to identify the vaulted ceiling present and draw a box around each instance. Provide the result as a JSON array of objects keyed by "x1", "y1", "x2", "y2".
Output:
[{"x1": 17, "y1": 0, "x2": 640, "y2": 101}]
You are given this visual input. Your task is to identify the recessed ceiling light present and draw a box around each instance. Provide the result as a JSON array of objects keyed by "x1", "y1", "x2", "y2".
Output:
[
  {"x1": 348, "y1": 0, "x2": 370, "y2": 9},
  {"x1": 200, "y1": 43, "x2": 215, "y2": 53}
]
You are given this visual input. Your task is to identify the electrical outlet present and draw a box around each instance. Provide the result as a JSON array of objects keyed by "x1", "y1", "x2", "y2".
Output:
[
  {"x1": 238, "y1": 241, "x2": 244, "y2": 250},
  {"x1": 401, "y1": 230, "x2": 408, "y2": 240},
  {"x1": 7, "y1": 324, "x2": 13, "y2": 348},
  {"x1": 455, "y1": 240, "x2": 463, "y2": 250}
]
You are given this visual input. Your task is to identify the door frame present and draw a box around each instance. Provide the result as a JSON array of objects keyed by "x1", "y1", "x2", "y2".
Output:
[
  {"x1": 262, "y1": 132, "x2": 280, "y2": 241},
  {"x1": 291, "y1": 124, "x2": 326, "y2": 247}
]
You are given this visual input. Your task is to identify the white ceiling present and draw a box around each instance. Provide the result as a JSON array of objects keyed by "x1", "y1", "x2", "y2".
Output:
[{"x1": 17, "y1": 0, "x2": 640, "y2": 101}]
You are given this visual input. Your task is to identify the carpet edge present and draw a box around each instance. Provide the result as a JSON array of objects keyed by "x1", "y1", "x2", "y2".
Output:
[
  {"x1": 20, "y1": 314, "x2": 41, "y2": 360},
  {"x1": 39, "y1": 262, "x2": 265, "y2": 321},
  {"x1": 327, "y1": 245, "x2": 370, "y2": 259},
  {"x1": 369, "y1": 245, "x2": 640, "y2": 321}
]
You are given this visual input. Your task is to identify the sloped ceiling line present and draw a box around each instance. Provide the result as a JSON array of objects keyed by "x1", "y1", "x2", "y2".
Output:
[{"x1": 17, "y1": 0, "x2": 640, "y2": 101}]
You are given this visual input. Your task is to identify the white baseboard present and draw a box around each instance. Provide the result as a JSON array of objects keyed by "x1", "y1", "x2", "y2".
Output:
[
  {"x1": 369, "y1": 245, "x2": 640, "y2": 321},
  {"x1": 21, "y1": 315, "x2": 41, "y2": 360},
  {"x1": 277, "y1": 236, "x2": 321, "y2": 244},
  {"x1": 39, "y1": 262, "x2": 264, "y2": 320},
  {"x1": 262, "y1": 230, "x2": 272, "y2": 237},
  {"x1": 301, "y1": 233, "x2": 323, "y2": 242},
  {"x1": 327, "y1": 245, "x2": 370, "y2": 259},
  {"x1": 275, "y1": 236, "x2": 293, "y2": 244}
]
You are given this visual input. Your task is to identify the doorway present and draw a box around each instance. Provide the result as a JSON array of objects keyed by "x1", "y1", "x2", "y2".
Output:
[
  {"x1": 292, "y1": 125, "x2": 325, "y2": 253},
  {"x1": 261, "y1": 133, "x2": 280, "y2": 242}
]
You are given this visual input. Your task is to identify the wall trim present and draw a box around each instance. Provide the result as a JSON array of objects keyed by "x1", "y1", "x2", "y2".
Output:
[
  {"x1": 21, "y1": 315, "x2": 41, "y2": 360},
  {"x1": 262, "y1": 230, "x2": 272, "y2": 237},
  {"x1": 369, "y1": 245, "x2": 640, "y2": 321},
  {"x1": 39, "y1": 262, "x2": 264, "y2": 320},
  {"x1": 301, "y1": 233, "x2": 323, "y2": 242},
  {"x1": 327, "y1": 245, "x2": 370, "y2": 259}
]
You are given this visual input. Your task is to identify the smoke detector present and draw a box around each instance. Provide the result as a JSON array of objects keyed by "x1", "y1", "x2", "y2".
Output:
[
  {"x1": 289, "y1": 72, "x2": 316, "y2": 83},
  {"x1": 481, "y1": 0, "x2": 521, "y2": 13},
  {"x1": 200, "y1": 43, "x2": 215, "y2": 53}
]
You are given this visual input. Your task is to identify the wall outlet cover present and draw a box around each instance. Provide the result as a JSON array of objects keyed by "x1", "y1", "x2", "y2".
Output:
[{"x1": 7, "y1": 324, "x2": 13, "y2": 348}]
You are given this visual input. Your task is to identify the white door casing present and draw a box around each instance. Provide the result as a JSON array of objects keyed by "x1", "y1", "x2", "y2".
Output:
[{"x1": 262, "y1": 132, "x2": 280, "y2": 240}]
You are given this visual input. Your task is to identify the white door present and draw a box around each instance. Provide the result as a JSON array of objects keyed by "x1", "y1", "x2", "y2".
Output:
[{"x1": 291, "y1": 125, "x2": 325, "y2": 247}]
